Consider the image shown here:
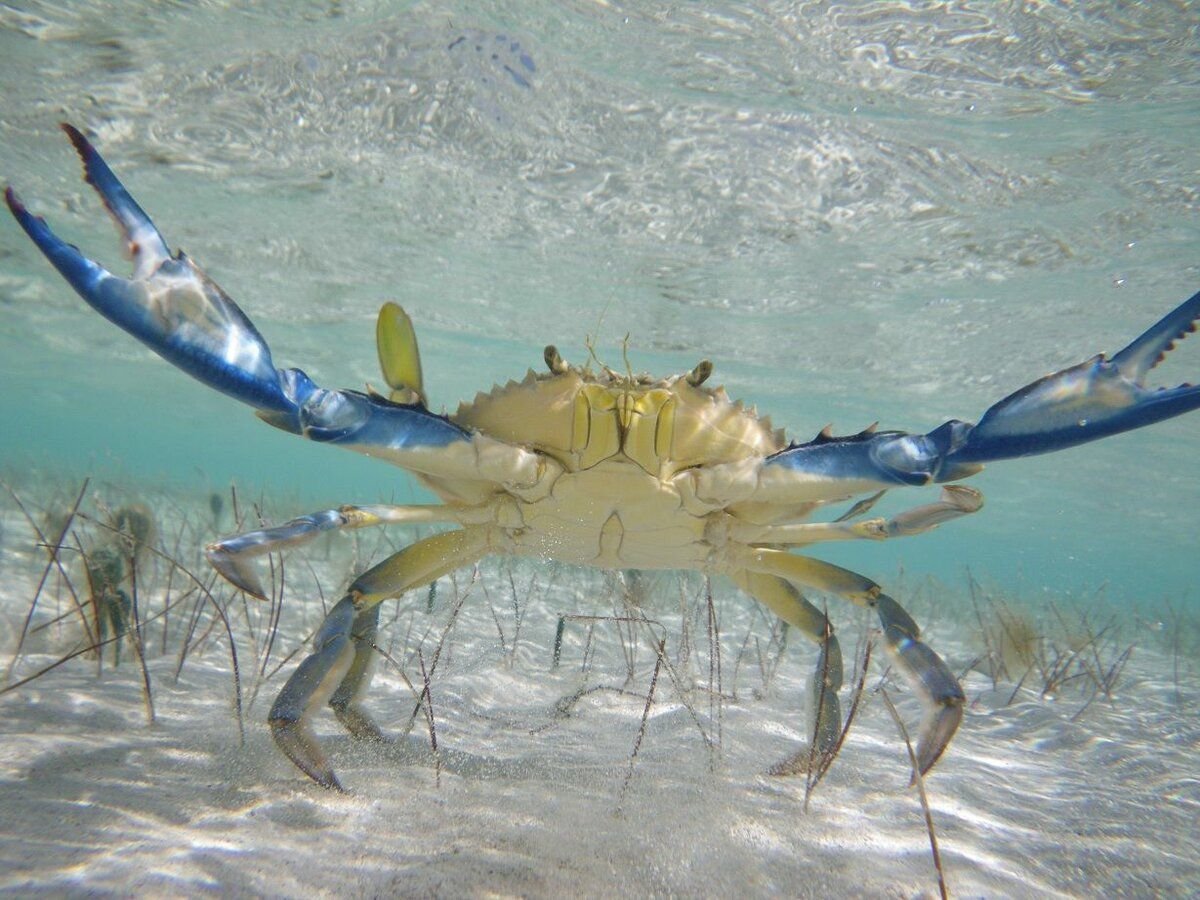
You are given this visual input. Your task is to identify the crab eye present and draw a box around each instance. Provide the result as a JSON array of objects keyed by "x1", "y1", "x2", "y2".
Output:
[
  {"x1": 686, "y1": 359, "x2": 713, "y2": 386},
  {"x1": 544, "y1": 344, "x2": 568, "y2": 374}
]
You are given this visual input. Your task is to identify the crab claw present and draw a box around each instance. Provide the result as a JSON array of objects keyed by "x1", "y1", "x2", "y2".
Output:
[
  {"x1": 938, "y1": 289, "x2": 1200, "y2": 474},
  {"x1": 6, "y1": 124, "x2": 293, "y2": 415},
  {"x1": 8, "y1": 124, "x2": 473, "y2": 469}
]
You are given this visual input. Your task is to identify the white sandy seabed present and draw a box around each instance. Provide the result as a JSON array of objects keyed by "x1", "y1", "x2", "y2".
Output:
[{"x1": 0, "y1": 482, "x2": 1196, "y2": 899}]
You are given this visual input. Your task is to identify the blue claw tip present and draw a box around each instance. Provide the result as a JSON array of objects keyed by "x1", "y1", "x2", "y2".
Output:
[
  {"x1": 949, "y1": 288, "x2": 1200, "y2": 466},
  {"x1": 60, "y1": 123, "x2": 169, "y2": 266}
]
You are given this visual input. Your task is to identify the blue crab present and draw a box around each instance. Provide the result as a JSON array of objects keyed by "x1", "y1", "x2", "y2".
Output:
[{"x1": 7, "y1": 125, "x2": 1200, "y2": 791}]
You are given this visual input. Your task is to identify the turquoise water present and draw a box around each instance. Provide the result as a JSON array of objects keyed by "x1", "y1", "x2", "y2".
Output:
[
  {"x1": 1, "y1": 5, "x2": 1199, "y2": 897},
  {"x1": 1, "y1": 0, "x2": 1197, "y2": 607}
]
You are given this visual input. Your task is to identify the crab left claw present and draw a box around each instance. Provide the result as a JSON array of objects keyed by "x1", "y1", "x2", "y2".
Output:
[
  {"x1": 768, "y1": 289, "x2": 1200, "y2": 490},
  {"x1": 941, "y1": 289, "x2": 1200, "y2": 474}
]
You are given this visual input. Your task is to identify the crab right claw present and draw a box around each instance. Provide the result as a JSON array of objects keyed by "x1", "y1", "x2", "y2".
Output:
[
  {"x1": 6, "y1": 124, "x2": 294, "y2": 416},
  {"x1": 7, "y1": 124, "x2": 478, "y2": 471}
]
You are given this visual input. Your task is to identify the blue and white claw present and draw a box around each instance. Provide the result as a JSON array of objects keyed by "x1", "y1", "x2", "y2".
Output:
[
  {"x1": 947, "y1": 289, "x2": 1200, "y2": 469},
  {"x1": 766, "y1": 288, "x2": 1200, "y2": 487},
  {"x1": 6, "y1": 124, "x2": 471, "y2": 463}
]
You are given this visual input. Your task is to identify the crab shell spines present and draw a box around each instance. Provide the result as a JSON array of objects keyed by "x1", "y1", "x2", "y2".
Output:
[{"x1": 451, "y1": 365, "x2": 788, "y2": 479}]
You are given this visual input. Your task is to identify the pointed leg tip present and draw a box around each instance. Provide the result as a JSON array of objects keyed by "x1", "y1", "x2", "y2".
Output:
[
  {"x1": 206, "y1": 546, "x2": 269, "y2": 600},
  {"x1": 768, "y1": 746, "x2": 839, "y2": 778},
  {"x1": 271, "y1": 718, "x2": 345, "y2": 793},
  {"x1": 227, "y1": 572, "x2": 269, "y2": 602},
  {"x1": 767, "y1": 753, "x2": 808, "y2": 777},
  {"x1": 234, "y1": 581, "x2": 269, "y2": 601},
  {"x1": 318, "y1": 773, "x2": 347, "y2": 794},
  {"x1": 913, "y1": 701, "x2": 964, "y2": 780}
]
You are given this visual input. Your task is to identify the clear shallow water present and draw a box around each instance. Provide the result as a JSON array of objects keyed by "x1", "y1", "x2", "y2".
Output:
[
  {"x1": 2, "y1": 0, "x2": 1197, "y2": 604},
  {"x1": 0, "y1": 3, "x2": 1197, "y2": 894}
]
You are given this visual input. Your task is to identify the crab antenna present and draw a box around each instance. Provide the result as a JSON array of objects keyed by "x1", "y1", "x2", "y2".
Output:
[{"x1": 621, "y1": 332, "x2": 634, "y2": 381}]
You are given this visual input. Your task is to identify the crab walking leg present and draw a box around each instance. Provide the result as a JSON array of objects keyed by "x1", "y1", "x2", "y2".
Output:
[
  {"x1": 733, "y1": 485, "x2": 983, "y2": 546},
  {"x1": 270, "y1": 526, "x2": 491, "y2": 791},
  {"x1": 731, "y1": 571, "x2": 843, "y2": 770},
  {"x1": 881, "y1": 484, "x2": 983, "y2": 537},
  {"x1": 206, "y1": 503, "x2": 461, "y2": 599},
  {"x1": 328, "y1": 603, "x2": 386, "y2": 741},
  {"x1": 733, "y1": 547, "x2": 964, "y2": 775}
]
